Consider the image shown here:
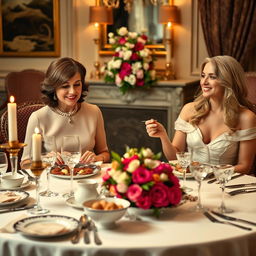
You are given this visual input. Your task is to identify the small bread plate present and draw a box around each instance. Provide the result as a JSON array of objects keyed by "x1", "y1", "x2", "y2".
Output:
[
  {"x1": 14, "y1": 215, "x2": 79, "y2": 239},
  {"x1": 50, "y1": 164, "x2": 101, "y2": 180},
  {"x1": 0, "y1": 190, "x2": 29, "y2": 207},
  {"x1": 169, "y1": 160, "x2": 194, "y2": 179},
  {"x1": 66, "y1": 197, "x2": 83, "y2": 210}
]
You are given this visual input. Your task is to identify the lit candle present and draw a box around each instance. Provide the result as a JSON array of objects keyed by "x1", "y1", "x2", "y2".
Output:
[
  {"x1": 7, "y1": 96, "x2": 18, "y2": 142},
  {"x1": 32, "y1": 127, "x2": 42, "y2": 161},
  {"x1": 165, "y1": 22, "x2": 172, "y2": 63}
]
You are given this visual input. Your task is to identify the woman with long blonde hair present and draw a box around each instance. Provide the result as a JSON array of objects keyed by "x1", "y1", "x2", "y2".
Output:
[{"x1": 145, "y1": 56, "x2": 256, "y2": 174}]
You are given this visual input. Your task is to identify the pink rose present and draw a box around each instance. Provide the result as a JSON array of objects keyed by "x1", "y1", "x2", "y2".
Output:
[
  {"x1": 135, "y1": 192, "x2": 152, "y2": 209},
  {"x1": 153, "y1": 162, "x2": 173, "y2": 174},
  {"x1": 169, "y1": 174, "x2": 180, "y2": 187},
  {"x1": 168, "y1": 186, "x2": 182, "y2": 205},
  {"x1": 102, "y1": 171, "x2": 111, "y2": 181},
  {"x1": 149, "y1": 183, "x2": 170, "y2": 208},
  {"x1": 127, "y1": 184, "x2": 142, "y2": 202},
  {"x1": 118, "y1": 37, "x2": 126, "y2": 45},
  {"x1": 119, "y1": 62, "x2": 132, "y2": 79},
  {"x1": 136, "y1": 69, "x2": 144, "y2": 79},
  {"x1": 132, "y1": 167, "x2": 152, "y2": 184}
]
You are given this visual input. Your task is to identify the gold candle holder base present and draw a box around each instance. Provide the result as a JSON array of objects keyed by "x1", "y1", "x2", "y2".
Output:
[
  {"x1": 0, "y1": 141, "x2": 27, "y2": 175},
  {"x1": 163, "y1": 62, "x2": 175, "y2": 80},
  {"x1": 30, "y1": 161, "x2": 49, "y2": 177},
  {"x1": 90, "y1": 61, "x2": 102, "y2": 80}
]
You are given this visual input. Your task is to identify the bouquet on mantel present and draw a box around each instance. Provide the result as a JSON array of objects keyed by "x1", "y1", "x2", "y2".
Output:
[
  {"x1": 102, "y1": 147, "x2": 182, "y2": 216},
  {"x1": 103, "y1": 27, "x2": 157, "y2": 94}
]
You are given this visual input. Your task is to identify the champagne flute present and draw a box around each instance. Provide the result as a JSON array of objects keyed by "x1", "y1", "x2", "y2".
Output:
[
  {"x1": 189, "y1": 146, "x2": 212, "y2": 211},
  {"x1": 39, "y1": 136, "x2": 58, "y2": 197},
  {"x1": 213, "y1": 164, "x2": 234, "y2": 213},
  {"x1": 0, "y1": 152, "x2": 8, "y2": 183},
  {"x1": 61, "y1": 135, "x2": 81, "y2": 198},
  {"x1": 176, "y1": 151, "x2": 192, "y2": 192}
]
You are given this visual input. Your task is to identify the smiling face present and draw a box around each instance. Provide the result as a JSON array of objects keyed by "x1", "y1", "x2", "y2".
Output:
[
  {"x1": 55, "y1": 72, "x2": 82, "y2": 112},
  {"x1": 200, "y1": 62, "x2": 225, "y2": 100}
]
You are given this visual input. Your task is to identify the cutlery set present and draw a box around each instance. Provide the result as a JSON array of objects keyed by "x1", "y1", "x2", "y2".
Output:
[
  {"x1": 0, "y1": 204, "x2": 36, "y2": 214},
  {"x1": 203, "y1": 211, "x2": 253, "y2": 231},
  {"x1": 71, "y1": 214, "x2": 102, "y2": 245},
  {"x1": 207, "y1": 173, "x2": 244, "y2": 184}
]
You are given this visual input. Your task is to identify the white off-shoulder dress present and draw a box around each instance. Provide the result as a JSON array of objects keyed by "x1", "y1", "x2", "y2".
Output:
[{"x1": 175, "y1": 117, "x2": 256, "y2": 165}]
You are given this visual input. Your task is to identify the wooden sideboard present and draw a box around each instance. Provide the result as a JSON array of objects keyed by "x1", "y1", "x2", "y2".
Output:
[{"x1": 87, "y1": 79, "x2": 199, "y2": 158}]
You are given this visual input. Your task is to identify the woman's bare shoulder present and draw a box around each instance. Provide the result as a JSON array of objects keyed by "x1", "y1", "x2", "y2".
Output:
[
  {"x1": 238, "y1": 108, "x2": 256, "y2": 129},
  {"x1": 179, "y1": 102, "x2": 197, "y2": 121}
]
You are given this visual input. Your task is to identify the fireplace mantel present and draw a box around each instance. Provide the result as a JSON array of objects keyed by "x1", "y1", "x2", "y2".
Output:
[{"x1": 86, "y1": 79, "x2": 199, "y2": 157}]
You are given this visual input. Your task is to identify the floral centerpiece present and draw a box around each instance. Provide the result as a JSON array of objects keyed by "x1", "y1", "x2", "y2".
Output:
[
  {"x1": 104, "y1": 27, "x2": 157, "y2": 94},
  {"x1": 102, "y1": 147, "x2": 182, "y2": 216}
]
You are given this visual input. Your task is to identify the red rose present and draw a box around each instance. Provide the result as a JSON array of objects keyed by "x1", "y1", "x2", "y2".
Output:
[
  {"x1": 168, "y1": 186, "x2": 182, "y2": 205},
  {"x1": 135, "y1": 191, "x2": 152, "y2": 209},
  {"x1": 149, "y1": 183, "x2": 170, "y2": 208}
]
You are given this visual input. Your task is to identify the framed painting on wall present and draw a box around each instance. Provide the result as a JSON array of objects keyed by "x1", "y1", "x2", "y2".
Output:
[{"x1": 0, "y1": 0, "x2": 60, "y2": 57}]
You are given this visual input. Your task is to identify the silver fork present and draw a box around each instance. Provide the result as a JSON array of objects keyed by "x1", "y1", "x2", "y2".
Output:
[
  {"x1": 203, "y1": 211, "x2": 252, "y2": 231},
  {"x1": 87, "y1": 217, "x2": 102, "y2": 245}
]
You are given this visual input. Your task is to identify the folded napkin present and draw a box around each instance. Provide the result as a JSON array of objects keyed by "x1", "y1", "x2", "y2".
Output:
[
  {"x1": 24, "y1": 222, "x2": 68, "y2": 236},
  {"x1": 0, "y1": 214, "x2": 28, "y2": 233},
  {"x1": 0, "y1": 192, "x2": 22, "y2": 203}
]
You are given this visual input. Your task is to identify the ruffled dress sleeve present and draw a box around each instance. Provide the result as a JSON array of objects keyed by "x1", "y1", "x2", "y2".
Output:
[{"x1": 174, "y1": 116, "x2": 196, "y2": 134}]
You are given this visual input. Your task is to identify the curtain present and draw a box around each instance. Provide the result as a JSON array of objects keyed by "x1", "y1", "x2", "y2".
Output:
[{"x1": 198, "y1": 0, "x2": 256, "y2": 70}]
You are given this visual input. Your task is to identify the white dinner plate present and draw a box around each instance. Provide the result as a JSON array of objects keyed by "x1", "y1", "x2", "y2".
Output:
[
  {"x1": 66, "y1": 197, "x2": 83, "y2": 209},
  {"x1": 0, "y1": 190, "x2": 29, "y2": 207},
  {"x1": 50, "y1": 165, "x2": 101, "y2": 180},
  {"x1": 14, "y1": 215, "x2": 79, "y2": 239}
]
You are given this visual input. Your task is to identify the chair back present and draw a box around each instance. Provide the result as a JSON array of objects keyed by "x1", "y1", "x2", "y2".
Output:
[
  {"x1": 4, "y1": 69, "x2": 45, "y2": 105},
  {"x1": 245, "y1": 72, "x2": 256, "y2": 112},
  {"x1": 0, "y1": 102, "x2": 44, "y2": 170}
]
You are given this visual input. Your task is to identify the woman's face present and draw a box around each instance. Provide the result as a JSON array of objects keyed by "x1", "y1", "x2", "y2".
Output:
[
  {"x1": 55, "y1": 72, "x2": 82, "y2": 111},
  {"x1": 200, "y1": 62, "x2": 225, "y2": 99}
]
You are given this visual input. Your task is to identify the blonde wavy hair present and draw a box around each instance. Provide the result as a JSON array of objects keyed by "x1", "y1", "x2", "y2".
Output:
[{"x1": 190, "y1": 55, "x2": 254, "y2": 131}]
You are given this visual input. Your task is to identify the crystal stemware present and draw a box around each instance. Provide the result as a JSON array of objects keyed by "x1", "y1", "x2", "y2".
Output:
[
  {"x1": 61, "y1": 135, "x2": 81, "y2": 198},
  {"x1": 189, "y1": 145, "x2": 212, "y2": 211},
  {"x1": 213, "y1": 164, "x2": 235, "y2": 213},
  {"x1": 176, "y1": 151, "x2": 192, "y2": 192},
  {"x1": 39, "y1": 136, "x2": 58, "y2": 197},
  {"x1": 0, "y1": 152, "x2": 8, "y2": 183}
]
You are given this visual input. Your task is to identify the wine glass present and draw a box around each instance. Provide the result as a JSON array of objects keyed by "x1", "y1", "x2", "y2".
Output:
[
  {"x1": 213, "y1": 164, "x2": 234, "y2": 213},
  {"x1": 0, "y1": 152, "x2": 8, "y2": 183},
  {"x1": 61, "y1": 135, "x2": 81, "y2": 198},
  {"x1": 39, "y1": 136, "x2": 58, "y2": 197},
  {"x1": 189, "y1": 145, "x2": 212, "y2": 211},
  {"x1": 176, "y1": 151, "x2": 192, "y2": 192}
]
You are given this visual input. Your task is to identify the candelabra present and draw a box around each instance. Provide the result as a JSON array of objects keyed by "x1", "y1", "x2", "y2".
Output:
[{"x1": 0, "y1": 141, "x2": 26, "y2": 175}]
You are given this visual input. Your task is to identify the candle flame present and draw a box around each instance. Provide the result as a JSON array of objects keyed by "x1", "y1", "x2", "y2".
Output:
[
  {"x1": 34, "y1": 127, "x2": 40, "y2": 134},
  {"x1": 10, "y1": 96, "x2": 15, "y2": 103},
  {"x1": 94, "y1": 22, "x2": 99, "y2": 29},
  {"x1": 167, "y1": 22, "x2": 172, "y2": 28}
]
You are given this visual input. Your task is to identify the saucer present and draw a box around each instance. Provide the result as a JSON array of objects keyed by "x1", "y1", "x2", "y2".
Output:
[{"x1": 66, "y1": 197, "x2": 83, "y2": 209}]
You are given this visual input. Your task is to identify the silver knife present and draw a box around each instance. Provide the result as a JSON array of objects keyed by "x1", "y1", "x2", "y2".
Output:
[
  {"x1": 207, "y1": 173, "x2": 243, "y2": 184},
  {"x1": 0, "y1": 204, "x2": 35, "y2": 214},
  {"x1": 228, "y1": 188, "x2": 256, "y2": 196},
  {"x1": 226, "y1": 183, "x2": 256, "y2": 189},
  {"x1": 211, "y1": 210, "x2": 256, "y2": 226}
]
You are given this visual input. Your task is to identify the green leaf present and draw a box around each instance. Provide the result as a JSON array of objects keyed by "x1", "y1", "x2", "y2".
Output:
[{"x1": 111, "y1": 151, "x2": 122, "y2": 163}]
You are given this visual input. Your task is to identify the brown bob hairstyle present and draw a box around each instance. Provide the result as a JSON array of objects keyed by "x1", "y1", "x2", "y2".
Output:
[{"x1": 41, "y1": 57, "x2": 88, "y2": 107}]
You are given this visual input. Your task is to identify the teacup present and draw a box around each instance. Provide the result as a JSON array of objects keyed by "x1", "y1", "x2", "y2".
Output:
[{"x1": 1, "y1": 173, "x2": 24, "y2": 188}]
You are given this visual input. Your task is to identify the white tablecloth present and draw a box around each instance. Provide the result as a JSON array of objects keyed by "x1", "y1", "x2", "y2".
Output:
[{"x1": 1, "y1": 166, "x2": 256, "y2": 256}]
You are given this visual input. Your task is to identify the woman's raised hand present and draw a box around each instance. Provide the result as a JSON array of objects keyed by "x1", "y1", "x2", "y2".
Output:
[{"x1": 145, "y1": 119, "x2": 167, "y2": 138}]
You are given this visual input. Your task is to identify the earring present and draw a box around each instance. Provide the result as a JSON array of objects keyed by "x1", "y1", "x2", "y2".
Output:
[{"x1": 53, "y1": 93, "x2": 57, "y2": 101}]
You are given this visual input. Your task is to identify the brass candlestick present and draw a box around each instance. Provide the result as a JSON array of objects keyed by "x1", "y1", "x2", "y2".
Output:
[
  {"x1": 0, "y1": 141, "x2": 27, "y2": 175},
  {"x1": 163, "y1": 62, "x2": 175, "y2": 80}
]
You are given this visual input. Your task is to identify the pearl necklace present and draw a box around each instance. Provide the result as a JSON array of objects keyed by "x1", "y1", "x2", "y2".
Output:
[{"x1": 54, "y1": 105, "x2": 78, "y2": 124}]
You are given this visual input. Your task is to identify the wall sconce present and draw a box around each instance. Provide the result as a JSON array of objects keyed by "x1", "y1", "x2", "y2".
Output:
[
  {"x1": 89, "y1": 6, "x2": 113, "y2": 79},
  {"x1": 159, "y1": 5, "x2": 179, "y2": 80}
]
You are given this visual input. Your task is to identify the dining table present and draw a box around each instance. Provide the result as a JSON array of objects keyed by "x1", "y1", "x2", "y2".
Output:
[{"x1": 0, "y1": 164, "x2": 256, "y2": 256}]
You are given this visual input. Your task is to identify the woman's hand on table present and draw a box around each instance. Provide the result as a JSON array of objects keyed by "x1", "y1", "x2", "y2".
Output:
[{"x1": 80, "y1": 151, "x2": 97, "y2": 164}]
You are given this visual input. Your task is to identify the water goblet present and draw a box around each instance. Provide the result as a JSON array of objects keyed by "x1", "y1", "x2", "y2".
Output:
[
  {"x1": 0, "y1": 152, "x2": 8, "y2": 183},
  {"x1": 39, "y1": 136, "x2": 58, "y2": 197},
  {"x1": 28, "y1": 161, "x2": 50, "y2": 215},
  {"x1": 213, "y1": 164, "x2": 234, "y2": 213},
  {"x1": 61, "y1": 135, "x2": 81, "y2": 198},
  {"x1": 176, "y1": 151, "x2": 192, "y2": 192}
]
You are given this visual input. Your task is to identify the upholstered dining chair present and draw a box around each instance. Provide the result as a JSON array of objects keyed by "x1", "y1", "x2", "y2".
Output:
[
  {"x1": 0, "y1": 101, "x2": 44, "y2": 170},
  {"x1": 0, "y1": 69, "x2": 45, "y2": 111},
  {"x1": 245, "y1": 72, "x2": 256, "y2": 112}
]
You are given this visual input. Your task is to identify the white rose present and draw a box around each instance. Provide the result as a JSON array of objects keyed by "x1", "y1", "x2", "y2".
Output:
[
  {"x1": 132, "y1": 62, "x2": 142, "y2": 73},
  {"x1": 137, "y1": 37, "x2": 146, "y2": 44},
  {"x1": 127, "y1": 159, "x2": 140, "y2": 173},
  {"x1": 118, "y1": 27, "x2": 128, "y2": 36},
  {"x1": 109, "y1": 38, "x2": 116, "y2": 44},
  {"x1": 127, "y1": 74, "x2": 136, "y2": 85},
  {"x1": 160, "y1": 173, "x2": 169, "y2": 182},
  {"x1": 107, "y1": 71, "x2": 114, "y2": 77},
  {"x1": 125, "y1": 42, "x2": 134, "y2": 49},
  {"x1": 144, "y1": 159, "x2": 160, "y2": 169},
  {"x1": 109, "y1": 169, "x2": 122, "y2": 182},
  {"x1": 123, "y1": 50, "x2": 132, "y2": 60},
  {"x1": 113, "y1": 59, "x2": 122, "y2": 69},
  {"x1": 140, "y1": 49, "x2": 149, "y2": 58},
  {"x1": 143, "y1": 62, "x2": 149, "y2": 70},
  {"x1": 116, "y1": 172, "x2": 130, "y2": 184},
  {"x1": 107, "y1": 59, "x2": 114, "y2": 69},
  {"x1": 142, "y1": 148, "x2": 154, "y2": 158},
  {"x1": 108, "y1": 32, "x2": 114, "y2": 38},
  {"x1": 128, "y1": 32, "x2": 138, "y2": 39},
  {"x1": 116, "y1": 183, "x2": 128, "y2": 193}
]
